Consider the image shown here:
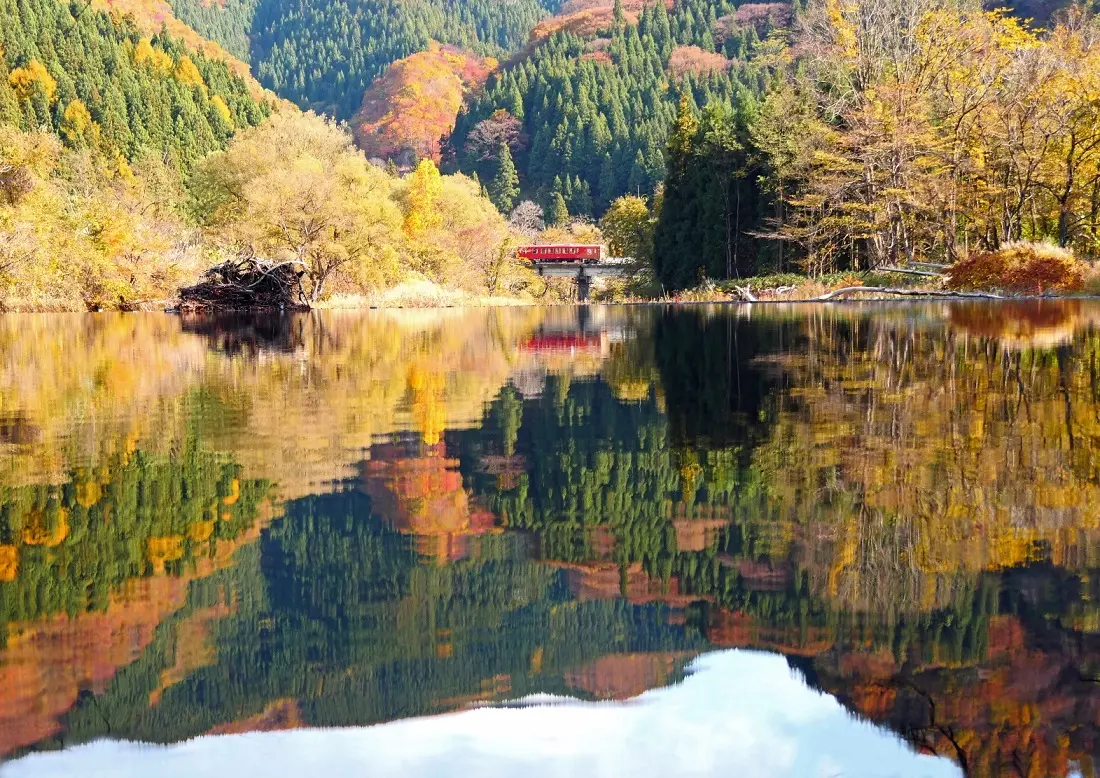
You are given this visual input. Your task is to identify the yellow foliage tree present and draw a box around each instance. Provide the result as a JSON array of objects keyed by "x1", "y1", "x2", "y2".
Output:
[
  {"x1": 210, "y1": 95, "x2": 234, "y2": 129},
  {"x1": 8, "y1": 59, "x2": 56, "y2": 103},
  {"x1": 192, "y1": 112, "x2": 403, "y2": 301},
  {"x1": 0, "y1": 544, "x2": 18, "y2": 582},
  {"x1": 174, "y1": 56, "x2": 206, "y2": 91},
  {"x1": 21, "y1": 508, "x2": 69, "y2": 547},
  {"x1": 133, "y1": 39, "x2": 173, "y2": 75},
  {"x1": 59, "y1": 99, "x2": 99, "y2": 148},
  {"x1": 403, "y1": 159, "x2": 443, "y2": 238}
]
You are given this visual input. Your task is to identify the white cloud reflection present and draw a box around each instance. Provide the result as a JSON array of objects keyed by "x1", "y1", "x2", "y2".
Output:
[{"x1": 2, "y1": 650, "x2": 961, "y2": 778}]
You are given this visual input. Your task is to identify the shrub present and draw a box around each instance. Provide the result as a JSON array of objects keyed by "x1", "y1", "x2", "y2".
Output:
[{"x1": 946, "y1": 241, "x2": 1084, "y2": 295}]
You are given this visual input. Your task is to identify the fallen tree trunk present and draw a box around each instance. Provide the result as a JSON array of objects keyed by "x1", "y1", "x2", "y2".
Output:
[
  {"x1": 811, "y1": 286, "x2": 1004, "y2": 301},
  {"x1": 177, "y1": 255, "x2": 310, "y2": 312}
]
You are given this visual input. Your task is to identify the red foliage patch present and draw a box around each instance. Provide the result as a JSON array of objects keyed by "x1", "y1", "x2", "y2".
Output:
[
  {"x1": 667, "y1": 45, "x2": 730, "y2": 78},
  {"x1": 713, "y1": 4, "x2": 791, "y2": 45},
  {"x1": 351, "y1": 43, "x2": 496, "y2": 164},
  {"x1": 946, "y1": 242, "x2": 1085, "y2": 295},
  {"x1": 735, "y1": 3, "x2": 792, "y2": 31},
  {"x1": 530, "y1": 8, "x2": 638, "y2": 40},
  {"x1": 580, "y1": 50, "x2": 614, "y2": 65}
]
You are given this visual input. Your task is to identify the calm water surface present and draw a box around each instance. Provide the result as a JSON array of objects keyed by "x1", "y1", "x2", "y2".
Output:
[{"x1": 0, "y1": 302, "x2": 1096, "y2": 777}]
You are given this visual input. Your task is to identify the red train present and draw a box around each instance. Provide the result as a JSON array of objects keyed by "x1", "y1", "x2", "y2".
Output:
[{"x1": 516, "y1": 244, "x2": 605, "y2": 263}]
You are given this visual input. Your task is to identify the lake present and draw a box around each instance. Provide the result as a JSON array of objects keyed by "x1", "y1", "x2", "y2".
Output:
[{"x1": 0, "y1": 301, "x2": 1096, "y2": 777}]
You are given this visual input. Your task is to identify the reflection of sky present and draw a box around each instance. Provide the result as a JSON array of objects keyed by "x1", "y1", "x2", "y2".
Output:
[{"x1": 3, "y1": 650, "x2": 961, "y2": 778}]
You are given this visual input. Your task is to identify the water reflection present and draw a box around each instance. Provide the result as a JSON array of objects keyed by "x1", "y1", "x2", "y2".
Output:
[
  {"x1": 0, "y1": 302, "x2": 1097, "y2": 776},
  {"x1": 2, "y1": 651, "x2": 961, "y2": 778}
]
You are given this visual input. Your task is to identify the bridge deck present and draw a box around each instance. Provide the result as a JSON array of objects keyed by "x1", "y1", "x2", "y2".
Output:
[{"x1": 530, "y1": 261, "x2": 632, "y2": 278}]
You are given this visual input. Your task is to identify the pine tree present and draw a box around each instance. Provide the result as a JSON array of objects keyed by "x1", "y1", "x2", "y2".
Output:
[
  {"x1": 488, "y1": 141, "x2": 519, "y2": 212},
  {"x1": 597, "y1": 153, "x2": 617, "y2": 210},
  {"x1": 653, "y1": 95, "x2": 701, "y2": 289},
  {"x1": 548, "y1": 191, "x2": 569, "y2": 226}
]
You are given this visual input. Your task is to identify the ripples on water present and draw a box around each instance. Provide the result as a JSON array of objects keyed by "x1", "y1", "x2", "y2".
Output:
[{"x1": 0, "y1": 302, "x2": 1096, "y2": 777}]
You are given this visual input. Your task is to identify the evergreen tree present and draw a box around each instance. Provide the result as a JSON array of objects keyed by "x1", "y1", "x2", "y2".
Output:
[
  {"x1": 548, "y1": 191, "x2": 569, "y2": 226},
  {"x1": 488, "y1": 141, "x2": 520, "y2": 212}
]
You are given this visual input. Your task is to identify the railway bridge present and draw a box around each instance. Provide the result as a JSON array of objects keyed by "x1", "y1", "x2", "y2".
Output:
[{"x1": 530, "y1": 261, "x2": 632, "y2": 301}]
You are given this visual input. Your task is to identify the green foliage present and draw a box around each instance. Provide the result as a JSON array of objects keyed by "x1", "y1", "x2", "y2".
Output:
[
  {"x1": 167, "y1": 0, "x2": 260, "y2": 60},
  {"x1": 547, "y1": 190, "x2": 569, "y2": 227},
  {"x1": 0, "y1": 0, "x2": 270, "y2": 167},
  {"x1": 451, "y1": 0, "x2": 766, "y2": 219},
  {"x1": 654, "y1": 97, "x2": 771, "y2": 289},
  {"x1": 488, "y1": 142, "x2": 519, "y2": 213}
]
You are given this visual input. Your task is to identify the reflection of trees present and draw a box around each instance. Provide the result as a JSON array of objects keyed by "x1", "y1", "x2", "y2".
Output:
[
  {"x1": 726, "y1": 309, "x2": 1100, "y2": 614},
  {"x1": 653, "y1": 307, "x2": 784, "y2": 448},
  {"x1": 6, "y1": 303, "x2": 1100, "y2": 777},
  {"x1": 40, "y1": 490, "x2": 703, "y2": 753},
  {"x1": 805, "y1": 567, "x2": 1100, "y2": 778},
  {"x1": 0, "y1": 445, "x2": 268, "y2": 626},
  {"x1": 463, "y1": 304, "x2": 1100, "y2": 777},
  {"x1": 0, "y1": 308, "x2": 549, "y2": 498},
  {"x1": 361, "y1": 440, "x2": 499, "y2": 562},
  {"x1": 0, "y1": 445, "x2": 271, "y2": 757},
  {"x1": 467, "y1": 378, "x2": 741, "y2": 576}
]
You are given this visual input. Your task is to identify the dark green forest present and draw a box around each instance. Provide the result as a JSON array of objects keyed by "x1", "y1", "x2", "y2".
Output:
[
  {"x1": 167, "y1": 0, "x2": 260, "y2": 60},
  {"x1": 0, "y1": 0, "x2": 271, "y2": 167}
]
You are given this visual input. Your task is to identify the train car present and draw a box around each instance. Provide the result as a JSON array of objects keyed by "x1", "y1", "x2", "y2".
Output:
[{"x1": 516, "y1": 244, "x2": 605, "y2": 263}]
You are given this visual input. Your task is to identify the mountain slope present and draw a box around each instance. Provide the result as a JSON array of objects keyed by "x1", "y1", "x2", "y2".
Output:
[
  {"x1": 165, "y1": 0, "x2": 260, "y2": 61},
  {"x1": 449, "y1": 0, "x2": 783, "y2": 217},
  {"x1": 94, "y1": 0, "x2": 267, "y2": 96},
  {"x1": 0, "y1": 0, "x2": 273, "y2": 167},
  {"x1": 248, "y1": 0, "x2": 562, "y2": 119}
]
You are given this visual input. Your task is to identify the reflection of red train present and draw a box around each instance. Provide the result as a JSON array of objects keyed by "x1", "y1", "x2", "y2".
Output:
[
  {"x1": 521, "y1": 334, "x2": 603, "y2": 352},
  {"x1": 516, "y1": 244, "x2": 605, "y2": 263}
]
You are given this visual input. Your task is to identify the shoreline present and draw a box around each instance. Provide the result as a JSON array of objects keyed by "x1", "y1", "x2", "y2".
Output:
[{"x1": 0, "y1": 293, "x2": 1094, "y2": 314}]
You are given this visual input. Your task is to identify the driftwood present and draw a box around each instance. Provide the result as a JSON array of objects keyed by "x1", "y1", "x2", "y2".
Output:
[
  {"x1": 876, "y1": 266, "x2": 944, "y2": 277},
  {"x1": 811, "y1": 286, "x2": 1004, "y2": 301},
  {"x1": 177, "y1": 255, "x2": 309, "y2": 312},
  {"x1": 729, "y1": 285, "x2": 1006, "y2": 303}
]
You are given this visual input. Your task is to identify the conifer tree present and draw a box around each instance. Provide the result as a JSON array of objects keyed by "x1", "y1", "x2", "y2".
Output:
[
  {"x1": 548, "y1": 191, "x2": 569, "y2": 226},
  {"x1": 488, "y1": 141, "x2": 519, "y2": 212}
]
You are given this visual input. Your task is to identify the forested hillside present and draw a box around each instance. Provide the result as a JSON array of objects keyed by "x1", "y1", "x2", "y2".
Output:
[
  {"x1": 450, "y1": 0, "x2": 781, "y2": 218},
  {"x1": 0, "y1": 0, "x2": 560, "y2": 311},
  {"x1": 0, "y1": 0, "x2": 271, "y2": 166},
  {"x1": 646, "y1": 0, "x2": 1100, "y2": 287},
  {"x1": 167, "y1": 0, "x2": 260, "y2": 60},
  {"x1": 248, "y1": 0, "x2": 562, "y2": 119}
]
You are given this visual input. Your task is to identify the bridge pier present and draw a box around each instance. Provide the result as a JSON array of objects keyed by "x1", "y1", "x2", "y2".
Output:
[
  {"x1": 576, "y1": 271, "x2": 591, "y2": 302},
  {"x1": 533, "y1": 261, "x2": 628, "y2": 303}
]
